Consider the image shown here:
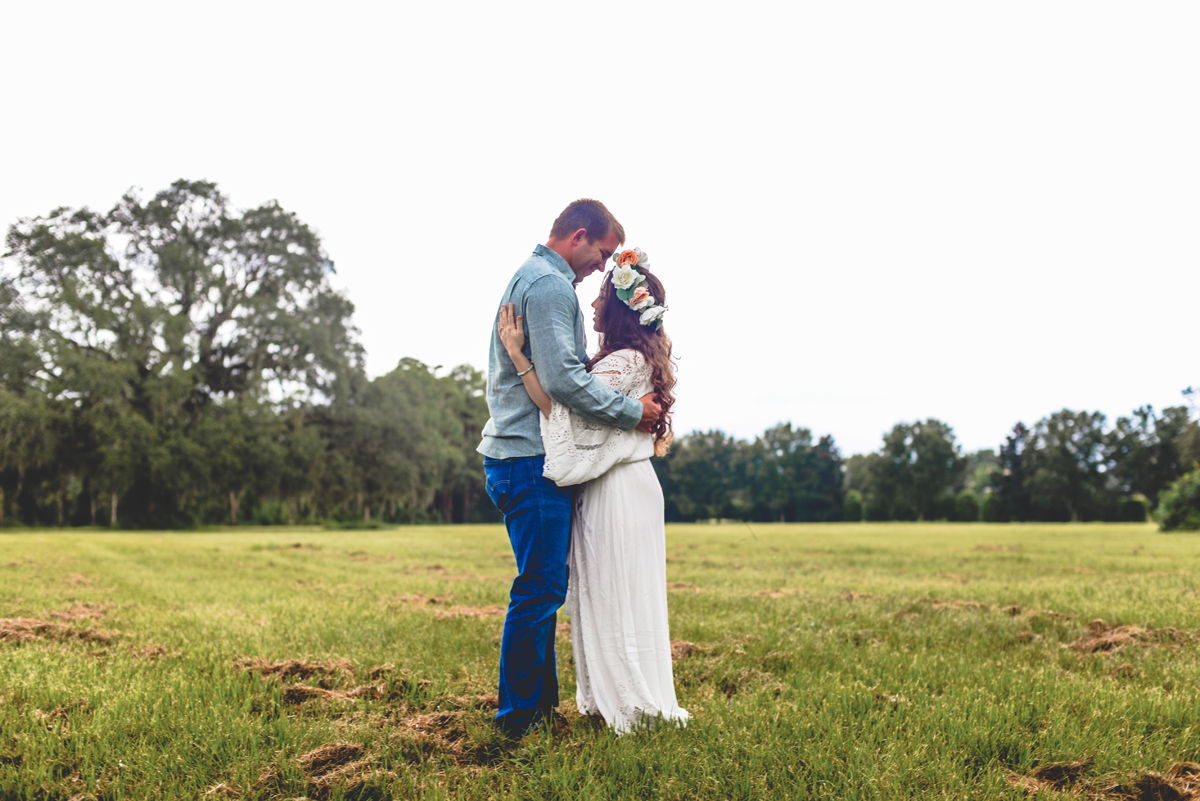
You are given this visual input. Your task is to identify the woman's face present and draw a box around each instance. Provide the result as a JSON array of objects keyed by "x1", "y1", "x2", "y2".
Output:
[{"x1": 591, "y1": 294, "x2": 604, "y2": 332}]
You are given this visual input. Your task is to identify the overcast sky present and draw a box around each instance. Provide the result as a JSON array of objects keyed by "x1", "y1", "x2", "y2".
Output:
[{"x1": 2, "y1": 1, "x2": 1196, "y2": 456}]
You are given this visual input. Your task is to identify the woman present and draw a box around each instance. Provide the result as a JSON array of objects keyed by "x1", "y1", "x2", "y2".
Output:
[{"x1": 496, "y1": 247, "x2": 689, "y2": 733}]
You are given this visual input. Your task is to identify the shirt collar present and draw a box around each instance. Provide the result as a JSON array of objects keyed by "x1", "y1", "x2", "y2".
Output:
[{"x1": 534, "y1": 244, "x2": 579, "y2": 285}]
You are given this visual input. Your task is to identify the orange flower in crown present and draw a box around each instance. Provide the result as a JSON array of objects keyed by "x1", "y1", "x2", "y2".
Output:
[
  {"x1": 628, "y1": 286, "x2": 655, "y2": 311},
  {"x1": 607, "y1": 247, "x2": 666, "y2": 330}
]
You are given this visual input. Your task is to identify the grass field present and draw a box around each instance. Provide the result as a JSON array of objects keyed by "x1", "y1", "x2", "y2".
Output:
[{"x1": 1, "y1": 522, "x2": 1198, "y2": 800}]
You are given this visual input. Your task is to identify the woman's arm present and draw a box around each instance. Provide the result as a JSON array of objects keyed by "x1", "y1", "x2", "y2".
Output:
[
  {"x1": 522, "y1": 276, "x2": 645, "y2": 431},
  {"x1": 498, "y1": 303, "x2": 552, "y2": 418}
]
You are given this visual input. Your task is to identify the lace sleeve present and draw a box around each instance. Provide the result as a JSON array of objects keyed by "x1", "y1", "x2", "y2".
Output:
[{"x1": 540, "y1": 350, "x2": 654, "y2": 486}]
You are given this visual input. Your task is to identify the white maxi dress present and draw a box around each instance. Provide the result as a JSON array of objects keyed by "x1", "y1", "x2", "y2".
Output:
[{"x1": 540, "y1": 348, "x2": 689, "y2": 733}]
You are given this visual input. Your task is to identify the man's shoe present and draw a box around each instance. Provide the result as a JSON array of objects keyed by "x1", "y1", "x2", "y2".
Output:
[
  {"x1": 498, "y1": 707, "x2": 561, "y2": 740},
  {"x1": 498, "y1": 714, "x2": 542, "y2": 741}
]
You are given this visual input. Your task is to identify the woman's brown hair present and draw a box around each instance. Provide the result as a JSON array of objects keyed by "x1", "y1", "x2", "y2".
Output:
[{"x1": 586, "y1": 267, "x2": 677, "y2": 456}]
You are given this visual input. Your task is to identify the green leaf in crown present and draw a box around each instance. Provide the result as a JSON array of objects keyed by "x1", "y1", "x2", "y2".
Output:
[{"x1": 616, "y1": 286, "x2": 635, "y2": 302}]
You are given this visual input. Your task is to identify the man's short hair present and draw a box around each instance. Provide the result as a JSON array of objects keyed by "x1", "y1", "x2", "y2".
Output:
[{"x1": 549, "y1": 199, "x2": 625, "y2": 245}]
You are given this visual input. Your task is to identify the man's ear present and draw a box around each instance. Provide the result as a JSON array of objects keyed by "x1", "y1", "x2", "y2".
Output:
[{"x1": 570, "y1": 228, "x2": 589, "y2": 246}]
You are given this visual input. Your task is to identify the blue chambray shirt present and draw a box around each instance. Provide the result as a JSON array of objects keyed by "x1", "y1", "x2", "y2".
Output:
[{"x1": 478, "y1": 244, "x2": 643, "y2": 459}]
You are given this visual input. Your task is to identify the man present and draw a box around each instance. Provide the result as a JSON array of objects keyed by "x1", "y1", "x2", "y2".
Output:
[{"x1": 479, "y1": 198, "x2": 661, "y2": 737}]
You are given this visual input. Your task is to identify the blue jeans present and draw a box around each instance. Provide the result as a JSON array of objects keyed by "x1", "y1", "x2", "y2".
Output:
[{"x1": 484, "y1": 455, "x2": 573, "y2": 732}]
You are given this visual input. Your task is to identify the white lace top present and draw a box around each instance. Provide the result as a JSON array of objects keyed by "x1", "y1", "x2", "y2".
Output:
[{"x1": 540, "y1": 349, "x2": 655, "y2": 487}]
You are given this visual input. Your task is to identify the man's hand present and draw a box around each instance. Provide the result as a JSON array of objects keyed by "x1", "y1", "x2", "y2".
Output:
[{"x1": 636, "y1": 393, "x2": 661, "y2": 433}]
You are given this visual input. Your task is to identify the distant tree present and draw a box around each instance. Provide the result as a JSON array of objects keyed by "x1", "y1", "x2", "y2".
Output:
[
  {"x1": 954, "y1": 490, "x2": 981, "y2": 522},
  {"x1": 274, "y1": 408, "x2": 328, "y2": 525},
  {"x1": 1116, "y1": 498, "x2": 1148, "y2": 523},
  {"x1": 843, "y1": 453, "x2": 872, "y2": 495},
  {"x1": 843, "y1": 489, "x2": 864, "y2": 522},
  {"x1": 196, "y1": 401, "x2": 283, "y2": 525},
  {"x1": 935, "y1": 495, "x2": 957, "y2": 521},
  {"x1": 3, "y1": 180, "x2": 363, "y2": 526},
  {"x1": 435, "y1": 365, "x2": 493, "y2": 523},
  {"x1": 1023, "y1": 410, "x2": 1113, "y2": 522},
  {"x1": 744, "y1": 423, "x2": 844, "y2": 522},
  {"x1": 964, "y1": 449, "x2": 998, "y2": 494},
  {"x1": 1154, "y1": 467, "x2": 1200, "y2": 531},
  {"x1": 1177, "y1": 417, "x2": 1200, "y2": 471},
  {"x1": 866, "y1": 419, "x2": 967, "y2": 521},
  {"x1": 1107, "y1": 406, "x2": 1192, "y2": 507},
  {"x1": 653, "y1": 430, "x2": 745, "y2": 521},
  {"x1": 980, "y1": 491, "x2": 1005, "y2": 522},
  {"x1": 991, "y1": 423, "x2": 1032, "y2": 522},
  {"x1": 0, "y1": 391, "x2": 59, "y2": 525}
]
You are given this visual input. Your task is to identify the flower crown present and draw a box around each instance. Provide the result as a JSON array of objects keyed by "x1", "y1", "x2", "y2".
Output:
[{"x1": 609, "y1": 247, "x2": 666, "y2": 330}]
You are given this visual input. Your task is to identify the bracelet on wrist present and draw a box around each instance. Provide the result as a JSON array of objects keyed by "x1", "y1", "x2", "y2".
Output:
[{"x1": 516, "y1": 362, "x2": 534, "y2": 378}]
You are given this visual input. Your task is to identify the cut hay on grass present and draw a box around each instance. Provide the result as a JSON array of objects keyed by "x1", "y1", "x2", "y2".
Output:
[
  {"x1": 281, "y1": 685, "x2": 385, "y2": 705},
  {"x1": 4, "y1": 522, "x2": 1200, "y2": 801},
  {"x1": 1008, "y1": 760, "x2": 1200, "y2": 800},
  {"x1": 0, "y1": 617, "x2": 112, "y2": 644},
  {"x1": 1070, "y1": 619, "x2": 1193, "y2": 654},
  {"x1": 235, "y1": 657, "x2": 355, "y2": 681},
  {"x1": 431, "y1": 605, "x2": 505, "y2": 620}
]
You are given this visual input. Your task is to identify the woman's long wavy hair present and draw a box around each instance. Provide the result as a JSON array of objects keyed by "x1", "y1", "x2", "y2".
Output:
[{"x1": 587, "y1": 267, "x2": 677, "y2": 456}]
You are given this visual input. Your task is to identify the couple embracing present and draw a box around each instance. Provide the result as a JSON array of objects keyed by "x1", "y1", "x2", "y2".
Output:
[{"x1": 478, "y1": 199, "x2": 689, "y2": 737}]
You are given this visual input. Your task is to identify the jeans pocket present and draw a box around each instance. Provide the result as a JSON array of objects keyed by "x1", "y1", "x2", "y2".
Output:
[{"x1": 484, "y1": 459, "x2": 513, "y2": 513}]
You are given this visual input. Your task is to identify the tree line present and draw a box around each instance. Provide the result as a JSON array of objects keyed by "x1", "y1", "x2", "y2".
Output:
[
  {"x1": 653, "y1": 405, "x2": 1200, "y2": 527},
  {"x1": 3, "y1": 180, "x2": 1198, "y2": 529},
  {"x1": 0, "y1": 181, "x2": 495, "y2": 528}
]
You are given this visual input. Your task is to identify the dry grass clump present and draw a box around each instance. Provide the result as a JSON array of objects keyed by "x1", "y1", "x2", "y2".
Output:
[
  {"x1": 348, "y1": 552, "x2": 396, "y2": 563},
  {"x1": 719, "y1": 669, "x2": 787, "y2": 698},
  {"x1": 129, "y1": 644, "x2": 169, "y2": 659},
  {"x1": 431, "y1": 694, "x2": 499, "y2": 711},
  {"x1": 282, "y1": 685, "x2": 385, "y2": 705},
  {"x1": 238, "y1": 655, "x2": 437, "y2": 710},
  {"x1": 1037, "y1": 609, "x2": 1076, "y2": 620},
  {"x1": 927, "y1": 598, "x2": 990, "y2": 612},
  {"x1": 391, "y1": 708, "x2": 516, "y2": 767},
  {"x1": 297, "y1": 742, "x2": 365, "y2": 776},
  {"x1": 1007, "y1": 761, "x2": 1200, "y2": 800},
  {"x1": 1070, "y1": 619, "x2": 1192, "y2": 654},
  {"x1": 385, "y1": 593, "x2": 452, "y2": 607},
  {"x1": 251, "y1": 741, "x2": 393, "y2": 800},
  {"x1": 670, "y1": 640, "x2": 704, "y2": 659},
  {"x1": 1097, "y1": 762, "x2": 1200, "y2": 800},
  {"x1": 431, "y1": 606, "x2": 505, "y2": 620},
  {"x1": 31, "y1": 699, "x2": 89, "y2": 728},
  {"x1": 754, "y1": 588, "x2": 799, "y2": 599},
  {"x1": 0, "y1": 617, "x2": 112, "y2": 644},
  {"x1": 1006, "y1": 758, "x2": 1093, "y2": 795},
  {"x1": 48, "y1": 603, "x2": 106, "y2": 621},
  {"x1": 235, "y1": 657, "x2": 354, "y2": 681}
]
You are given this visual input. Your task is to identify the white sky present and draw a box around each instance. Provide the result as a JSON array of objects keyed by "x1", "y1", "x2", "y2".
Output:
[{"x1": 2, "y1": 1, "x2": 1197, "y2": 456}]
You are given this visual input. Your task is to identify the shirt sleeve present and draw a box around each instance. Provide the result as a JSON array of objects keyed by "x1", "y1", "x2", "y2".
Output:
[{"x1": 524, "y1": 276, "x2": 643, "y2": 431}]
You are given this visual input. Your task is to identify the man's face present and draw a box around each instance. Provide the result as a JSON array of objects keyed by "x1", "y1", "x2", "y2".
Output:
[{"x1": 572, "y1": 230, "x2": 621, "y2": 284}]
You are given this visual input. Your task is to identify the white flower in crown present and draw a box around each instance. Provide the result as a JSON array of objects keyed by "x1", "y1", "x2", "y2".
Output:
[
  {"x1": 613, "y1": 247, "x2": 650, "y2": 269},
  {"x1": 639, "y1": 305, "x2": 666, "y2": 326},
  {"x1": 611, "y1": 264, "x2": 645, "y2": 291},
  {"x1": 628, "y1": 286, "x2": 656, "y2": 311}
]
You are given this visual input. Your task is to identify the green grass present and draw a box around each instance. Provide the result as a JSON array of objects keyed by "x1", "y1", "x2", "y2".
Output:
[{"x1": 1, "y1": 523, "x2": 1198, "y2": 800}]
